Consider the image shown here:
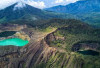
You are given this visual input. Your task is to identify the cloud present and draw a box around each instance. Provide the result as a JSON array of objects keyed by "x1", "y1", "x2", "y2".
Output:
[
  {"x1": 0, "y1": 0, "x2": 78, "y2": 10},
  {"x1": 66, "y1": 0, "x2": 78, "y2": 3},
  {"x1": 55, "y1": 0, "x2": 78, "y2": 4},
  {"x1": 25, "y1": 0, "x2": 46, "y2": 9},
  {"x1": 0, "y1": 0, "x2": 17, "y2": 10},
  {"x1": 14, "y1": 1, "x2": 26, "y2": 10},
  {"x1": 55, "y1": 0, "x2": 64, "y2": 3},
  {"x1": 0, "y1": 0, "x2": 46, "y2": 10}
]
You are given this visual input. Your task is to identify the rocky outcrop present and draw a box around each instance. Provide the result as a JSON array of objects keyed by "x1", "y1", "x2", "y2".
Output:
[
  {"x1": 0, "y1": 25, "x2": 58, "y2": 68},
  {"x1": 0, "y1": 24, "x2": 27, "y2": 32},
  {"x1": 0, "y1": 25, "x2": 90, "y2": 68},
  {"x1": 5, "y1": 40, "x2": 56, "y2": 68},
  {"x1": 72, "y1": 42, "x2": 100, "y2": 52},
  {"x1": 45, "y1": 29, "x2": 65, "y2": 45},
  {"x1": 0, "y1": 24, "x2": 30, "y2": 41},
  {"x1": 45, "y1": 33, "x2": 56, "y2": 45},
  {"x1": 14, "y1": 31, "x2": 30, "y2": 41}
]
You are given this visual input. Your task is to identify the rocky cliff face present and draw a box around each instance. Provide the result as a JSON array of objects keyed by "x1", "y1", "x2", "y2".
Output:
[
  {"x1": 72, "y1": 42, "x2": 100, "y2": 52},
  {"x1": 0, "y1": 24, "x2": 99, "y2": 68},
  {"x1": 0, "y1": 24, "x2": 57, "y2": 68},
  {"x1": 0, "y1": 24, "x2": 27, "y2": 32}
]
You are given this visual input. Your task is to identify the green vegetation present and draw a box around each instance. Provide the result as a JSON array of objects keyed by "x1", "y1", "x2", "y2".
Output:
[
  {"x1": 77, "y1": 54, "x2": 100, "y2": 68},
  {"x1": 77, "y1": 12, "x2": 100, "y2": 28},
  {"x1": 0, "y1": 17, "x2": 6, "y2": 23},
  {"x1": 33, "y1": 52, "x2": 85, "y2": 68},
  {"x1": 2, "y1": 19, "x2": 100, "y2": 68},
  {"x1": 59, "y1": 27, "x2": 100, "y2": 51},
  {"x1": 39, "y1": 26, "x2": 57, "y2": 33},
  {"x1": 35, "y1": 19, "x2": 100, "y2": 51},
  {"x1": 51, "y1": 40, "x2": 64, "y2": 47},
  {"x1": 33, "y1": 19, "x2": 100, "y2": 68},
  {"x1": 8, "y1": 19, "x2": 100, "y2": 50}
]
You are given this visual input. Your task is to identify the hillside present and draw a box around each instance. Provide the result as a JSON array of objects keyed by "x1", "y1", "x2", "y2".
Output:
[
  {"x1": 0, "y1": 2, "x2": 44, "y2": 22},
  {"x1": 45, "y1": 0, "x2": 100, "y2": 27},
  {"x1": 77, "y1": 12, "x2": 100, "y2": 27},
  {"x1": 0, "y1": 19, "x2": 100, "y2": 68},
  {"x1": 0, "y1": 2, "x2": 77, "y2": 23},
  {"x1": 46, "y1": 0, "x2": 100, "y2": 14},
  {"x1": 0, "y1": 0, "x2": 100, "y2": 68}
]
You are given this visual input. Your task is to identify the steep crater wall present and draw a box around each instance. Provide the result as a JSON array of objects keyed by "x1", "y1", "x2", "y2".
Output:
[{"x1": 72, "y1": 41, "x2": 100, "y2": 52}]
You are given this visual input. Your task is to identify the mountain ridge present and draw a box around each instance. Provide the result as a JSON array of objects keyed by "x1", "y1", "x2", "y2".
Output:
[
  {"x1": 0, "y1": 19, "x2": 100, "y2": 68},
  {"x1": 0, "y1": 2, "x2": 77, "y2": 23},
  {"x1": 45, "y1": 0, "x2": 100, "y2": 27},
  {"x1": 45, "y1": 0, "x2": 100, "y2": 14},
  {"x1": 0, "y1": 2, "x2": 44, "y2": 22}
]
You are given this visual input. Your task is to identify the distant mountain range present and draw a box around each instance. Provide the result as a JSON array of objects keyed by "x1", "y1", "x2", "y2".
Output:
[
  {"x1": 45, "y1": 0, "x2": 100, "y2": 27},
  {"x1": 0, "y1": 2, "x2": 76, "y2": 23},
  {"x1": 46, "y1": 0, "x2": 100, "y2": 14},
  {"x1": 0, "y1": 0, "x2": 100, "y2": 27}
]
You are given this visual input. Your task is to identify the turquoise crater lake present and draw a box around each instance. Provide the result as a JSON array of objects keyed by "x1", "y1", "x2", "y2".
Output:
[{"x1": 0, "y1": 38, "x2": 29, "y2": 46}]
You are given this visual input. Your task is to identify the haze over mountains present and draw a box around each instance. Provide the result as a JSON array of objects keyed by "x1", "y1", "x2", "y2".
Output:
[
  {"x1": 0, "y1": 2, "x2": 44, "y2": 22},
  {"x1": 0, "y1": 0, "x2": 100, "y2": 27},
  {"x1": 45, "y1": 0, "x2": 100, "y2": 27},
  {"x1": 0, "y1": 1, "x2": 76, "y2": 23},
  {"x1": 46, "y1": 0, "x2": 100, "y2": 14},
  {"x1": 0, "y1": 0, "x2": 100, "y2": 68}
]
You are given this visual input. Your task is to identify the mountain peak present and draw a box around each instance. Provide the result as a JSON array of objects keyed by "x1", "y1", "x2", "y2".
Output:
[
  {"x1": 13, "y1": 1, "x2": 26, "y2": 10},
  {"x1": 0, "y1": 2, "x2": 44, "y2": 22}
]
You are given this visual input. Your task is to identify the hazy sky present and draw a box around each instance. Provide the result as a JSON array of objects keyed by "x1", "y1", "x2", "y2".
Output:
[
  {"x1": 0, "y1": 0, "x2": 78, "y2": 9},
  {"x1": 33, "y1": 0, "x2": 78, "y2": 8}
]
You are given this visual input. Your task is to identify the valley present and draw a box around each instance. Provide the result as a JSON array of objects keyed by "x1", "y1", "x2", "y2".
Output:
[
  {"x1": 0, "y1": 19, "x2": 99, "y2": 68},
  {"x1": 46, "y1": 0, "x2": 100, "y2": 27},
  {"x1": 0, "y1": 0, "x2": 100, "y2": 68}
]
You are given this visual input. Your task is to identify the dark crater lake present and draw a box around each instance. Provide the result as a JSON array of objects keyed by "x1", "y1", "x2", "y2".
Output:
[
  {"x1": 0, "y1": 31, "x2": 16, "y2": 37},
  {"x1": 78, "y1": 50, "x2": 99, "y2": 56}
]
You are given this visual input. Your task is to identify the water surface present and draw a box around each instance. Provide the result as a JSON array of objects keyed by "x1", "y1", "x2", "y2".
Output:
[
  {"x1": 78, "y1": 50, "x2": 99, "y2": 56},
  {"x1": 0, "y1": 31, "x2": 16, "y2": 37},
  {"x1": 0, "y1": 38, "x2": 29, "y2": 46}
]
